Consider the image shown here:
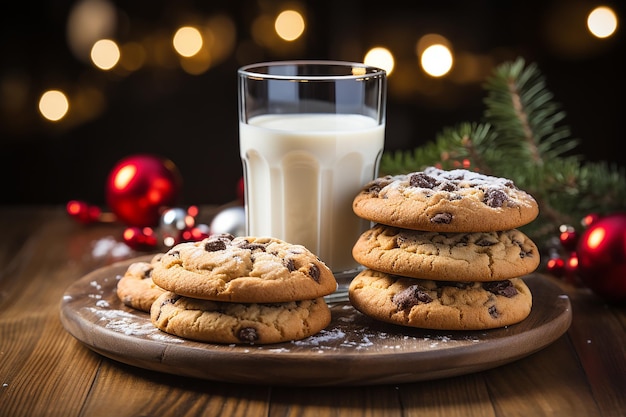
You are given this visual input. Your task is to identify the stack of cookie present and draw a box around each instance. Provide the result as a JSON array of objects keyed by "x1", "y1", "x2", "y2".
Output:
[
  {"x1": 118, "y1": 233, "x2": 337, "y2": 344},
  {"x1": 348, "y1": 166, "x2": 541, "y2": 331}
]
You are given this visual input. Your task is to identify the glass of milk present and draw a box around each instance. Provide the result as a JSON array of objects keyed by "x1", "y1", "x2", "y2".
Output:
[{"x1": 238, "y1": 61, "x2": 386, "y2": 288}]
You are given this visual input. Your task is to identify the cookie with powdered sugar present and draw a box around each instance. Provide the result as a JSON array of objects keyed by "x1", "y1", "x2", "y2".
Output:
[
  {"x1": 152, "y1": 234, "x2": 337, "y2": 303},
  {"x1": 352, "y1": 167, "x2": 539, "y2": 232}
]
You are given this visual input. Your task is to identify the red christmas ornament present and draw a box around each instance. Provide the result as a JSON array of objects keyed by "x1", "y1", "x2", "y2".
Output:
[
  {"x1": 237, "y1": 176, "x2": 245, "y2": 205},
  {"x1": 558, "y1": 225, "x2": 578, "y2": 251},
  {"x1": 122, "y1": 226, "x2": 158, "y2": 250},
  {"x1": 581, "y1": 213, "x2": 601, "y2": 228},
  {"x1": 576, "y1": 213, "x2": 626, "y2": 303},
  {"x1": 180, "y1": 224, "x2": 211, "y2": 243},
  {"x1": 106, "y1": 154, "x2": 182, "y2": 227}
]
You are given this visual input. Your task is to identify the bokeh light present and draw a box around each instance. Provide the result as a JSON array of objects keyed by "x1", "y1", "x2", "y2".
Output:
[
  {"x1": 203, "y1": 14, "x2": 237, "y2": 65},
  {"x1": 416, "y1": 33, "x2": 451, "y2": 56},
  {"x1": 91, "y1": 39, "x2": 120, "y2": 70},
  {"x1": 39, "y1": 90, "x2": 69, "y2": 121},
  {"x1": 179, "y1": 47, "x2": 212, "y2": 75},
  {"x1": 173, "y1": 26, "x2": 204, "y2": 57},
  {"x1": 421, "y1": 44, "x2": 453, "y2": 77},
  {"x1": 275, "y1": 10, "x2": 305, "y2": 41},
  {"x1": 251, "y1": 14, "x2": 275, "y2": 47},
  {"x1": 118, "y1": 42, "x2": 147, "y2": 72},
  {"x1": 587, "y1": 6, "x2": 618, "y2": 38},
  {"x1": 66, "y1": 0, "x2": 117, "y2": 62},
  {"x1": 364, "y1": 47, "x2": 394, "y2": 75}
]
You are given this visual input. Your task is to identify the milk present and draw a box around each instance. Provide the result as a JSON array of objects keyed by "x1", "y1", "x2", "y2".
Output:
[{"x1": 239, "y1": 113, "x2": 385, "y2": 273}]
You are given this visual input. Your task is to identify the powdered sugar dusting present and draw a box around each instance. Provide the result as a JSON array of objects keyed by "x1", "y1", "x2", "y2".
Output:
[
  {"x1": 91, "y1": 236, "x2": 133, "y2": 259},
  {"x1": 424, "y1": 167, "x2": 515, "y2": 190},
  {"x1": 87, "y1": 307, "x2": 183, "y2": 342},
  {"x1": 75, "y1": 268, "x2": 484, "y2": 354},
  {"x1": 294, "y1": 328, "x2": 346, "y2": 347}
]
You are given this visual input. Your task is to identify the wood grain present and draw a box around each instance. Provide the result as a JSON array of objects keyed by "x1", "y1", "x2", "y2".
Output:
[{"x1": 1, "y1": 207, "x2": 625, "y2": 417}]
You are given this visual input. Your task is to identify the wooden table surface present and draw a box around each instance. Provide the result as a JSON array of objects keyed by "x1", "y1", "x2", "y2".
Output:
[{"x1": 1, "y1": 206, "x2": 624, "y2": 417}]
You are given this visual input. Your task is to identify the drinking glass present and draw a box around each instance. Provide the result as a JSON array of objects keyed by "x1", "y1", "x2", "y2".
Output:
[{"x1": 238, "y1": 60, "x2": 386, "y2": 288}]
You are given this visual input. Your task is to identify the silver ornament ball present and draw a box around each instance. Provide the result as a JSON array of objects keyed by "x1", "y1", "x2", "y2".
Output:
[
  {"x1": 160, "y1": 207, "x2": 193, "y2": 237},
  {"x1": 210, "y1": 206, "x2": 246, "y2": 236}
]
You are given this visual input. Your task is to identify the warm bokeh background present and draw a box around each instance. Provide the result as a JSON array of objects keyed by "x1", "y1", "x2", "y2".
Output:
[{"x1": 1, "y1": 0, "x2": 623, "y2": 206}]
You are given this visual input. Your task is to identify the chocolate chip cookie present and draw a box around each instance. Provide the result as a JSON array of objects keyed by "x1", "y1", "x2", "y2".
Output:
[
  {"x1": 150, "y1": 292, "x2": 331, "y2": 344},
  {"x1": 352, "y1": 224, "x2": 540, "y2": 282},
  {"x1": 352, "y1": 167, "x2": 539, "y2": 232},
  {"x1": 116, "y1": 253, "x2": 166, "y2": 312},
  {"x1": 348, "y1": 269, "x2": 532, "y2": 330},
  {"x1": 151, "y1": 234, "x2": 337, "y2": 303}
]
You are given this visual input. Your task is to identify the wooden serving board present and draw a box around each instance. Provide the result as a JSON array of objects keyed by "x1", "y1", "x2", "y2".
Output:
[{"x1": 59, "y1": 256, "x2": 572, "y2": 386}]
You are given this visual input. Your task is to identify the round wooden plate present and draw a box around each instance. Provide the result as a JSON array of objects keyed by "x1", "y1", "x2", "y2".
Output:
[{"x1": 60, "y1": 256, "x2": 572, "y2": 386}]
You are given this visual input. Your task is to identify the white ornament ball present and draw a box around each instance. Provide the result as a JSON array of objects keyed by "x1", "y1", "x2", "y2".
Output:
[{"x1": 210, "y1": 206, "x2": 246, "y2": 237}]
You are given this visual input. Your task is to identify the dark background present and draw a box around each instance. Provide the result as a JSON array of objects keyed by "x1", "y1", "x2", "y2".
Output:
[{"x1": 1, "y1": 0, "x2": 624, "y2": 207}]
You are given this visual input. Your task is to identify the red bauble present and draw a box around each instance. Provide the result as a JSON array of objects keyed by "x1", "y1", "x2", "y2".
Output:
[
  {"x1": 576, "y1": 213, "x2": 626, "y2": 303},
  {"x1": 237, "y1": 176, "x2": 245, "y2": 205},
  {"x1": 106, "y1": 155, "x2": 182, "y2": 227},
  {"x1": 122, "y1": 226, "x2": 158, "y2": 250},
  {"x1": 558, "y1": 227, "x2": 578, "y2": 251}
]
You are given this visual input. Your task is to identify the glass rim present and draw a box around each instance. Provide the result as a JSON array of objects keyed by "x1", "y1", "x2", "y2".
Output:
[{"x1": 238, "y1": 60, "x2": 386, "y2": 81}]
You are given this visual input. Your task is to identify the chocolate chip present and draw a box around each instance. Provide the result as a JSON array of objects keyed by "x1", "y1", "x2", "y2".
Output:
[
  {"x1": 156, "y1": 294, "x2": 181, "y2": 321},
  {"x1": 484, "y1": 188, "x2": 508, "y2": 208},
  {"x1": 239, "y1": 242, "x2": 267, "y2": 252},
  {"x1": 205, "y1": 239, "x2": 227, "y2": 252},
  {"x1": 430, "y1": 212, "x2": 453, "y2": 224},
  {"x1": 157, "y1": 295, "x2": 180, "y2": 320},
  {"x1": 365, "y1": 176, "x2": 394, "y2": 196},
  {"x1": 367, "y1": 184, "x2": 382, "y2": 196},
  {"x1": 204, "y1": 234, "x2": 236, "y2": 252},
  {"x1": 475, "y1": 237, "x2": 497, "y2": 247},
  {"x1": 482, "y1": 280, "x2": 518, "y2": 297},
  {"x1": 238, "y1": 327, "x2": 259, "y2": 343},
  {"x1": 308, "y1": 264, "x2": 320, "y2": 282},
  {"x1": 409, "y1": 173, "x2": 437, "y2": 189},
  {"x1": 392, "y1": 285, "x2": 433, "y2": 310},
  {"x1": 162, "y1": 294, "x2": 181, "y2": 306},
  {"x1": 515, "y1": 240, "x2": 533, "y2": 259},
  {"x1": 435, "y1": 281, "x2": 473, "y2": 289},
  {"x1": 488, "y1": 305, "x2": 499, "y2": 318},
  {"x1": 283, "y1": 258, "x2": 296, "y2": 272},
  {"x1": 396, "y1": 232, "x2": 412, "y2": 247},
  {"x1": 143, "y1": 267, "x2": 153, "y2": 279},
  {"x1": 168, "y1": 250, "x2": 181, "y2": 259},
  {"x1": 438, "y1": 181, "x2": 457, "y2": 192},
  {"x1": 214, "y1": 233, "x2": 235, "y2": 241}
]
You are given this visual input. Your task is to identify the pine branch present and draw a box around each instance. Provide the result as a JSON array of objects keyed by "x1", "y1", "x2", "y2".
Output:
[
  {"x1": 380, "y1": 57, "x2": 626, "y2": 245},
  {"x1": 482, "y1": 58, "x2": 579, "y2": 165}
]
